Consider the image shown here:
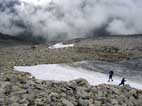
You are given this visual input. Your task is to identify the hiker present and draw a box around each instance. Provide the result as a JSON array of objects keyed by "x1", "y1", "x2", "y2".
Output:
[
  {"x1": 119, "y1": 77, "x2": 126, "y2": 86},
  {"x1": 108, "y1": 70, "x2": 114, "y2": 82}
]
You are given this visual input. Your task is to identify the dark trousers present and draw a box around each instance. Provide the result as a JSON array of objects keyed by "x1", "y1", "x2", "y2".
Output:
[
  {"x1": 119, "y1": 82, "x2": 125, "y2": 86},
  {"x1": 108, "y1": 75, "x2": 113, "y2": 82}
]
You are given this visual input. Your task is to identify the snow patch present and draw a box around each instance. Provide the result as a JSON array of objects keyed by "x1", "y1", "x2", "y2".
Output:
[
  {"x1": 14, "y1": 64, "x2": 142, "y2": 89},
  {"x1": 49, "y1": 43, "x2": 74, "y2": 49}
]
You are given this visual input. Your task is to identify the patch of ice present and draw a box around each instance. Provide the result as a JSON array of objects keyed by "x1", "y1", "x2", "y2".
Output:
[
  {"x1": 14, "y1": 64, "x2": 142, "y2": 89},
  {"x1": 49, "y1": 43, "x2": 74, "y2": 49}
]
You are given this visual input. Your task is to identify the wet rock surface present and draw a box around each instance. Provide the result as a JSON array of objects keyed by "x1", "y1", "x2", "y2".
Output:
[{"x1": 0, "y1": 72, "x2": 142, "y2": 106}]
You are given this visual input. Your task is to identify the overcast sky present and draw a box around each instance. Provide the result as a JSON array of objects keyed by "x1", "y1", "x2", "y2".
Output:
[{"x1": 0, "y1": 0, "x2": 142, "y2": 41}]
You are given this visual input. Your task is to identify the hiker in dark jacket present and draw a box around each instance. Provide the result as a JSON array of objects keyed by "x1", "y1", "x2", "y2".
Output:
[
  {"x1": 108, "y1": 70, "x2": 114, "y2": 82},
  {"x1": 119, "y1": 77, "x2": 126, "y2": 86}
]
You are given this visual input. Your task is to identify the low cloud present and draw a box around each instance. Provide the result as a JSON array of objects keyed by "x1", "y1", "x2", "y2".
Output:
[{"x1": 0, "y1": 0, "x2": 142, "y2": 41}]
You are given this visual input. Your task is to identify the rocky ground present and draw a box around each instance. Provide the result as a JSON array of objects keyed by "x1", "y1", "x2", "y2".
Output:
[
  {"x1": 0, "y1": 72, "x2": 142, "y2": 106},
  {"x1": 0, "y1": 35, "x2": 142, "y2": 105}
]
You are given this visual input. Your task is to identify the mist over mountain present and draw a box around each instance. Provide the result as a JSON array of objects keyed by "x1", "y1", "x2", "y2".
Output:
[{"x1": 0, "y1": 0, "x2": 142, "y2": 41}]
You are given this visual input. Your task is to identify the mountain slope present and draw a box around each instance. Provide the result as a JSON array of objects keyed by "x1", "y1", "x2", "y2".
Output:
[{"x1": 0, "y1": 32, "x2": 46, "y2": 48}]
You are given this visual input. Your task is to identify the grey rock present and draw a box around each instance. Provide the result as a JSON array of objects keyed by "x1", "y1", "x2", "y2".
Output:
[
  {"x1": 79, "y1": 98, "x2": 90, "y2": 106},
  {"x1": 62, "y1": 98, "x2": 74, "y2": 106},
  {"x1": 111, "y1": 99, "x2": 118, "y2": 105}
]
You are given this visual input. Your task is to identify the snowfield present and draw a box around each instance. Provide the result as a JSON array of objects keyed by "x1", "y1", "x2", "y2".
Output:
[
  {"x1": 14, "y1": 64, "x2": 142, "y2": 89},
  {"x1": 49, "y1": 43, "x2": 74, "y2": 49}
]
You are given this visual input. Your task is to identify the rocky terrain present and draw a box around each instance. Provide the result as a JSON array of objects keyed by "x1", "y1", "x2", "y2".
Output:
[
  {"x1": 0, "y1": 72, "x2": 142, "y2": 106},
  {"x1": 0, "y1": 35, "x2": 142, "y2": 105}
]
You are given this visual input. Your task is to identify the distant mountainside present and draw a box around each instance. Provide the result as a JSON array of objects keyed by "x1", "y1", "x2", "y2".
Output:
[
  {"x1": 63, "y1": 34, "x2": 142, "y2": 45},
  {"x1": 0, "y1": 32, "x2": 20, "y2": 41},
  {"x1": 0, "y1": 31, "x2": 142, "y2": 47},
  {"x1": 0, "y1": 32, "x2": 46, "y2": 46},
  {"x1": 0, "y1": 32, "x2": 43, "y2": 48}
]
